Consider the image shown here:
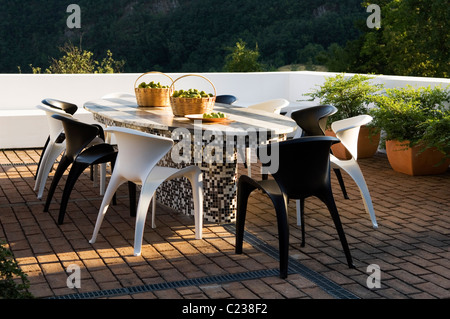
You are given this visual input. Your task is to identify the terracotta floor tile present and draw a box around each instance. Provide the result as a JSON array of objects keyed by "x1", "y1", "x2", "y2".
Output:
[{"x1": 0, "y1": 150, "x2": 449, "y2": 300}]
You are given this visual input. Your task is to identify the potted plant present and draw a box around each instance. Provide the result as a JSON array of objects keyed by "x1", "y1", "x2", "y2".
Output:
[
  {"x1": 370, "y1": 85, "x2": 450, "y2": 175},
  {"x1": 303, "y1": 73, "x2": 384, "y2": 159}
]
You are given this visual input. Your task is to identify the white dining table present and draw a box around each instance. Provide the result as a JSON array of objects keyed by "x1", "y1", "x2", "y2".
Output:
[{"x1": 84, "y1": 96, "x2": 298, "y2": 223}]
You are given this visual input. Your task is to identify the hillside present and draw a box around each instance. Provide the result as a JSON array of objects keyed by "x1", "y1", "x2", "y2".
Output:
[{"x1": 0, "y1": 0, "x2": 367, "y2": 73}]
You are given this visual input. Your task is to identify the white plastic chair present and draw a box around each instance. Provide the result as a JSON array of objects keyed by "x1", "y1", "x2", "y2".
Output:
[
  {"x1": 246, "y1": 99, "x2": 290, "y2": 176},
  {"x1": 89, "y1": 126, "x2": 204, "y2": 256},
  {"x1": 247, "y1": 98, "x2": 289, "y2": 114},
  {"x1": 34, "y1": 103, "x2": 107, "y2": 199},
  {"x1": 101, "y1": 93, "x2": 135, "y2": 144},
  {"x1": 102, "y1": 92, "x2": 135, "y2": 99},
  {"x1": 329, "y1": 115, "x2": 378, "y2": 228},
  {"x1": 34, "y1": 104, "x2": 70, "y2": 199}
]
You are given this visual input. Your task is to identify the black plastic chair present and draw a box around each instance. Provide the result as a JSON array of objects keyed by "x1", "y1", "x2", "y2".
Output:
[
  {"x1": 43, "y1": 114, "x2": 118, "y2": 224},
  {"x1": 291, "y1": 104, "x2": 336, "y2": 137},
  {"x1": 42, "y1": 98, "x2": 78, "y2": 115},
  {"x1": 35, "y1": 99, "x2": 78, "y2": 180},
  {"x1": 235, "y1": 136, "x2": 355, "y2": 278},
  {"x1": 215, "y1": 95, "x2": 237, "y2": 105},
  {"x1": 291, "y1": 105, "x2": 349, "y2": 199}
]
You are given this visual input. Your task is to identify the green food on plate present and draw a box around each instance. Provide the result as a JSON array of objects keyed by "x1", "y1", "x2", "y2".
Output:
[{"x1": 203, "y1": 112, "x2": 226, "y2": 119}]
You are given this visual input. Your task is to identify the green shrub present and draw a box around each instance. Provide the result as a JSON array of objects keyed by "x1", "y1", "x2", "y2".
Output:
[
  {"x1": 223, "y1": 39, "x2": 264, "y2": 72},
  {"x1": 0, "y1": 241, "x2": 33, "y2": 299},
  {"x1": 30, "y1": 42, "x2": 125, "y2": 74},
  {"x1": 421, "y1": 112, "x2": 450, "y2": 159},
  {"x1": 370, "y1": 85, "x2": 450, "y2": 153},
  {"x1": 303, "y1": 73, "x2": 384, "y2": 127}
]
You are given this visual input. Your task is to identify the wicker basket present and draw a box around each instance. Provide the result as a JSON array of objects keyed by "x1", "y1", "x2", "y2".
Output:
[
  {"x1": 134, "y1": 71, "x2": 173, "y2": 107},
  {"x1": 169, "y1": 74, "x2": 216, "y2": 116}
]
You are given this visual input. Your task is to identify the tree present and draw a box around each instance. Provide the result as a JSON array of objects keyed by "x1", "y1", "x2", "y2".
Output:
[
  {"x1": 331, "y1": 0, "x2": 450, "y2": 77},
  {"x1": 297, "y1": 43, "x2": 325, "y2": 65},
  {"x1": 223, "y1": 40, "x2": 264, "y2": 72},
  {"x1": 30, "y1": 43, "x2": 125, "y2": 74}
]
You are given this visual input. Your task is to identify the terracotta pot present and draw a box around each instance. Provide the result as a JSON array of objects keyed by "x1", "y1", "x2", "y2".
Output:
[
  {"x1": 386, "y1": 140, "x2": 450, "y2": 176},
  {"x1": 325, "y1": 125, "x2": 381, "y2": 160}
]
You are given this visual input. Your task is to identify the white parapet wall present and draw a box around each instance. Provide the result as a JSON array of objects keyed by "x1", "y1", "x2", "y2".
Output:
[{"x1": 0, "y1": 71, "x2": 449, "y2": 149}]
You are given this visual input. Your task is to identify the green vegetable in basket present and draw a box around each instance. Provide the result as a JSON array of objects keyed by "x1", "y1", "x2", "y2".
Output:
[
  {"x1": 173, "y1": 88, "x2": 213, "y2": 98},
  {"x1": 139, "y1": 81, "x2": 169, "y2": 89}
]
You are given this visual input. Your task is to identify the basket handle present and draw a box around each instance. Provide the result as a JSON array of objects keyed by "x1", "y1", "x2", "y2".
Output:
[
  {"x1": 170, "y1": 74, "x2": 217, "y2": 97},
  {"x1": 134, "y1": 71, "x2": 174, "y2": 89}
]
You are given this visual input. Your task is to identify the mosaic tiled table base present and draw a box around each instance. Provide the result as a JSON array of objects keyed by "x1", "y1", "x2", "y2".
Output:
[{"x1": 96, "y1": 114, "x2": 285, "y2": 223}]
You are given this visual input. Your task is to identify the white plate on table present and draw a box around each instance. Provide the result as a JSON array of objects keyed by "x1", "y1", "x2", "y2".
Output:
[{"x1": 185, "y1": 114, "x2": 231, "y2": 123}]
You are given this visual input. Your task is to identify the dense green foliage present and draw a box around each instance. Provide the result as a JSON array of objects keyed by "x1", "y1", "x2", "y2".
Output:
[
  {"x1": 0, "y1": 0, "x2": 366, "y2": 73},
  {"x1": 327, "y1": 0, "x2": 450, "y2": 78},
  {"x1": 303, "y1": 73, "x2": 384, "y2": 126},
  {"x1": 421, "y1": 113, "x2": 450, "y2": 158},
  {"x1": 370, "y1": 85, "x2": 450, "y2": 150},
  {"x1": 223, "y1": 40, "x2": 263, "y2": 72},
  {"x1": 29, "y1": 43, "x2": 125, "y2": 74},
  {"x1": 2, "y1": 0, "x2": 446, "y2": 76}
]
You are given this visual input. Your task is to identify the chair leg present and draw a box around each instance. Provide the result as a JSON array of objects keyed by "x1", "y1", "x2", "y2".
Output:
[
  {"x1": 235, "y1": 178, "x2": 257, "y2": 255},
  {"x1": 110, "y1": 159, "x2": 117, "y2": 206},
  {"x1": 35, "y1": 136, "x2": 50, "y2": 180},
  {"x1": 337, "y1": 162, "x2": 378, "y2": 228},
  {"x1": 151, "y1": 196, "x2": 156, "y2": 228},
  {"x1": 90, "y1": 174, "x2": 126, "y2": 244},
  {"x1": 357, "y1": 182, "x2": 378, "y2": 229},
  {"x1": 57, "y1": 161, "x2": 90, "y2": 224},
  {"x1": 183, "y1": 167, "x2": 204, "y2": 240},
  {"x1": 133, "y1": 182, "x2": 159, "y2": 256},
  {"x1": 271, "y1": 194, "x2": 290, "y2": 279},
  {"x1": 90, "y1": 164, "x2": 94, "y2": 181},
  {"x1": 44, "y1": 156, "x2": 72, "y2": 212},
  {"x1": 34, "y1": 142, "x2": 65, "y2": 199},
  {"x1": 295, "y1": 199, "x2": 306, "y2": 247},
  {"x1": 128, "y1": 181, "x2": 137, "y2": 217},
  {"x1": 99, "y1": 163, "x2": 106, "y2": 196},
  {"x1": 334, "y1": 168, "x2": 349, "y2": 199},
  {"x1": 246, "y1": 147, "x2": 252, "y2": 177},
  {"x1": 320, "y1": 191, "x2": 355, "y2": 269},
  {"x1": 300, "y1": 198, "x2": 305, "y2": 247}
]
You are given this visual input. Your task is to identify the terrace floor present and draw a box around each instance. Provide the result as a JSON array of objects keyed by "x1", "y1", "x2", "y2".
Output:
[{"x1": 0, "y1": 148, "x2": 449, "y2": 300}]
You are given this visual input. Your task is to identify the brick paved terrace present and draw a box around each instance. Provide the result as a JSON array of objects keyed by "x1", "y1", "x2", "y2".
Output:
[{"x1": 0, "y1": 148, "x2": 449, "y2": 300}]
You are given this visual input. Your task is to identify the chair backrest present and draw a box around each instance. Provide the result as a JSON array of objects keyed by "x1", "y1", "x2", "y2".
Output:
[
  {"x1": 331, "y1": 115, "x2": 373, "y2": 160},
  {"x1": 102, "y1": 92, "x2": 135, "y2": 99},
  {"x1": 42, "y1": 98, "x2": 78, "y2": 115},
  {"x1": 259, "y1": 136, "x2": 340, "y2": 199},
  {"x1": 36, "y1": 103, "x2": 73, "y2": 141},
  {"x1": 291, "y1": 105, "x2": 337, "y2": 136},
  {"x1": 105, "y1": 126, "x2": 174, "y2": 181},
  {"x1": 51, "y1": 114, "x2": 100, "y2": 160},
  {"x1": 215, "y1": 95, "x2": 237, "y2": 105},
  {"x1": 248, "y1": 99, "x2": 289, "y2": 114}
]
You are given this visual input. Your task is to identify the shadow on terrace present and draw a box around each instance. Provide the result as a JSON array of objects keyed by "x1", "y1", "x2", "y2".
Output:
[{"x1": 0, "y1": 147, "x2": 449, "y2": 299}]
